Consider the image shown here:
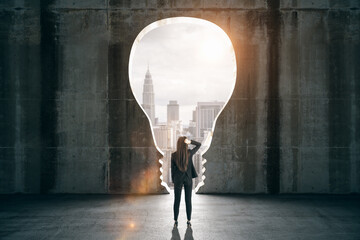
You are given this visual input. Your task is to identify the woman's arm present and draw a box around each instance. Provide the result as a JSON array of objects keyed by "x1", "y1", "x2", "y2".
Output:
[{"x1": 189, "y1": 140, "x2": 201, "y2": 155}]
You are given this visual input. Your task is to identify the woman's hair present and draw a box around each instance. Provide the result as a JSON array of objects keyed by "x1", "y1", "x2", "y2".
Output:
[{"x1": 175, "y1": 136, "x2": 189, "y2": 172}]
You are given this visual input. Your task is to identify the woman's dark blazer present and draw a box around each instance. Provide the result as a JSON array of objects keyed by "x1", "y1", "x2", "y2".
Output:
[{"x1": 171, "y1": 140, "x2": 201, "y2": 183}]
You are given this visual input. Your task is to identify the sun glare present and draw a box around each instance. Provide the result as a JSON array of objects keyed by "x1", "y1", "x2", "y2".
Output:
[{"x1": 129, "y1": 222, "x2": 135, "y2": 229}]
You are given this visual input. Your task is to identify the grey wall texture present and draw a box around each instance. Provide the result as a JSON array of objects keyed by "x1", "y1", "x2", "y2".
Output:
[{"x1": 0, "y1": 0, "x2": 359, "y2": 194}]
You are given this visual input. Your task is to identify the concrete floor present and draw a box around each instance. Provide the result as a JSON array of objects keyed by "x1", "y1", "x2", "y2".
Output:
[{"x1": 0, "y1": 193, "x2": 359, "y2": 240}]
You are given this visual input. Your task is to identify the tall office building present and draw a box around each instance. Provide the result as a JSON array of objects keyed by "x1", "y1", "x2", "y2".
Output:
[
  {"x1": 153, "y1": 124, "x2": 174, "y2": 150},
  {"x1": 192, "y1": 110, "x2": 197, "y2": 122},
  {"x1": 142, "y1": 67, "x2": 155, "y2": 125},
  {"x1": 195, "y1": 101, "x2": 225, "y2": 139},
  {"x1": 167, "y1": 100, "x2": 179, "y2": 124},
  {"x1": 188, "y1": 120, "x2": 196, "y2": 138}
]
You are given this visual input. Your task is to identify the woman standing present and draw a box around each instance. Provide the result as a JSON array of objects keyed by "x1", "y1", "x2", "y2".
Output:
[{"x1": 171, "y1": 136, "x2": 201, "y2": 227}]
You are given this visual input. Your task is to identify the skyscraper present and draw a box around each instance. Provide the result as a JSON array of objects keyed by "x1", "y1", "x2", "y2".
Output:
[
  {"x1": 195, "y1": 101, "x2": 225, "y2": 139},
  {"x1": 167, "y1": 100, "x2": 179, "y2": 124},
  {"x1": 142, "y1": 66, "x2": 155, "y2": 125},
  {"x1": 153, "y1": 124, "x2": 174, "y2": 149}
]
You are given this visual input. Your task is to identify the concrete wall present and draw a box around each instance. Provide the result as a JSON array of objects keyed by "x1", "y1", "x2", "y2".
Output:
[{"x1": 0, "y1": 0, "x2": 359, "y2": 194}]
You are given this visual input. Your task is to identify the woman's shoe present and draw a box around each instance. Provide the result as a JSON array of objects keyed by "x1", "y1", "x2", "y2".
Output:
[
  {"x1": 187, "y1": 220, "x2": 191, "y2": 227},
  {"x1": 174, "y1": 220, "x2": 178, "y2": 227}
]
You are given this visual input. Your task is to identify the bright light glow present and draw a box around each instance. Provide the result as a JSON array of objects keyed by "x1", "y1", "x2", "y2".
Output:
[{"x1": 200, "y1": 38, "x2": 226, "y2": 61}]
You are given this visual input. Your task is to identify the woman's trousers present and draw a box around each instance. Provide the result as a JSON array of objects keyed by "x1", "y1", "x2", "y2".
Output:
[{"x1": 173, "y1": 176, "x2": 192, "y2": 221}]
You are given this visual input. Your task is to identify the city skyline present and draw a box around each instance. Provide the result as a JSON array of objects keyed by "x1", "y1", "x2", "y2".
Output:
[{"x1": 130, "y1": 21, "x2": 236, "y2": 124}]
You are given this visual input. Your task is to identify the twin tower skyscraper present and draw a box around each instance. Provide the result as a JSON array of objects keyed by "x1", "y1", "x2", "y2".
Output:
[
  {"x1": 142, "y1": 66, "x2": 155, "y2": 125},
  {"x1": 142, "y1": 66, "x2": 180, "y2": 126}
]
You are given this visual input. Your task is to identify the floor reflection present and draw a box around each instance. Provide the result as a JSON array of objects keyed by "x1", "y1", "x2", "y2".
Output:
[
  {"x1": 171, "y1": 226, "x2": 180, "y2": 240},
  {"x1": 171, "y1": 226, "x2": 194, "y2": 240},
  {"x1": 184, "y1": 226, "x2": 194, "y2": 240}
]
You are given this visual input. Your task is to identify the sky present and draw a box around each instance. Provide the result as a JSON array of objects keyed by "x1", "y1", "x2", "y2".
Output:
[{"x1": 130, "y1": 20, "x2": 236, "y2": 125}]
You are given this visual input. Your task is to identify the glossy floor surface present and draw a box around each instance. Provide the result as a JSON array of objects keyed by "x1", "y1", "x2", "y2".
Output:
[{"x1": 1, "y1": 193, "x2": 360, "y2": 240}]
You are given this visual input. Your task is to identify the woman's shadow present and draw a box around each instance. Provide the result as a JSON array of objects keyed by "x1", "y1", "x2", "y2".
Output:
[{"x1": 171, "y1": 226, "x2": 194, "y2": 240}]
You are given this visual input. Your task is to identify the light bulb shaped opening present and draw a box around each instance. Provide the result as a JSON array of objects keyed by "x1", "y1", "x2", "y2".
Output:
[{"x1": 129, "y1": 17, "x2": 236, "y2": 193}]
